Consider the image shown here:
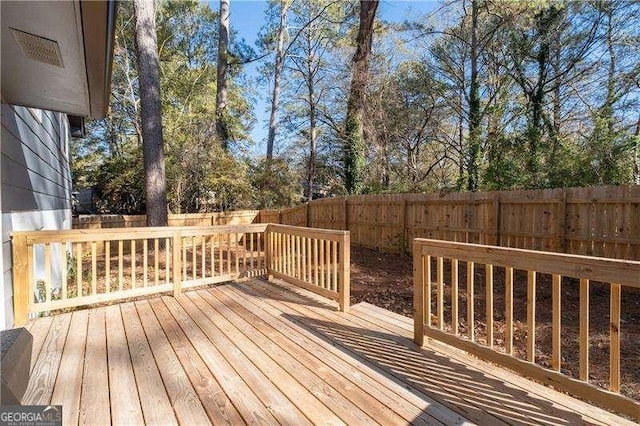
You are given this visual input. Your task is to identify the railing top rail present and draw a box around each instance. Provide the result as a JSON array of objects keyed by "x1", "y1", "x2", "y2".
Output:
[
  {"x1": 267, "y1": 223, "x2": 349, "y2": 241},
  {"x1": 12, "y1": 223, "x2": 269, "y2": 245},
  {"x1": 414, "y1": 238, "x2": 640, "y2": 288}
]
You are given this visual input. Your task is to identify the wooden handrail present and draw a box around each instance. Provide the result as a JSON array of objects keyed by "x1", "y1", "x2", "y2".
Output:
[
  {"x1": 11, "y1": 225, "x2": 269, "y2": 325},
  {"x1": 11, "y1": 223, "x2": 350, "y2": 326},
  {"x1": 266, "y1": 224, "x2": 350, "y2": 312},
  {"x1": 413, "y1": 238, "x2": 640, "y2": 420}
]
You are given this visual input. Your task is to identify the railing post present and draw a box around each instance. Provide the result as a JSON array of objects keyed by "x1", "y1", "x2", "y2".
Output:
[
  {"x1": 172, "y1": 230, "x2": 182, "y2": 297},
  {"x1": 265, "y1": 226, "x2": 273, "y2": 281},
  {"x1": 413, "y1": 240, "x2": 425, "y2": 346},
  {"x1": 11, "y1": 234, "x2": 29, "y2": 326},
  {"x1": 338, "y1": 232, "x2": 350, "y2": 312}
]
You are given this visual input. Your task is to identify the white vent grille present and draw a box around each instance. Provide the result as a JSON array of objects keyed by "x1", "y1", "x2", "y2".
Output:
[{"x1": 10, "y1": 28, "x2": 64, "y2": 68}]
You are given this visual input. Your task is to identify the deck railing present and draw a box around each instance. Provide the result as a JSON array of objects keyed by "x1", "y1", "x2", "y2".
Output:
[
  {"x1": 266, "y1": 224, "x2": 350, "y2": 312},
  {"x1": 413, "y1": 238, "x2": 640, "y2": 418},
  {"x1": 11, "y1": 224, "x2": 350, "y2": 325}
]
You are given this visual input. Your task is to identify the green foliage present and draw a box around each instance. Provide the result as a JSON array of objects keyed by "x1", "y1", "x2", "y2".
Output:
[{"x1": 249, "y1": 158, "x2": 301, "y2": 208}]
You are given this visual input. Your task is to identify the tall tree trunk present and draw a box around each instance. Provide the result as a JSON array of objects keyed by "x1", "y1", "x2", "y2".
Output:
[
  {"x1": 216, "y1": 0, "x2": 230, "y2": 149},
  {"x1": 266, "y1": 0, "x2": 289, "y2": 160},
  {"x1": 343, "y1": 0, "x2": 378, "y2": 194},
  {"x1": 466, "y1": 0, "x2": 481, "y2": 191},
  {"x1": 306, "y1": 64, "x2": 317, "y2": 201},
  {"x1": 133, "y1": 0, "x2": 168, "y2": 227}
]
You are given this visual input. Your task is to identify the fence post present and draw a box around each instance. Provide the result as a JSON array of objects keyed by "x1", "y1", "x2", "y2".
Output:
[
  {"x1": 11, "y1": 234, "x2": 29, "y2": 326},
  {"x1": 265, "y1": 226, "x2": 273, "y2": 281},
  {"x1": 493, "y1": 196, "x2": 502, "y2": 246},
  {"x1": 556, "y1": 190, "x2": 568, "y2": 253},
  {"x1": 343, "y1": 198, "x2": 349, "y2": 231},
  {"x1": 413, "y1": 240, "x2": 425, "y2": 346},
  {"x1": 338, "y1": 232, "x2": 350, "y2": 312},
  {"x1": 400, "y1": 200, "x2": 408, "y2": 254},
  {"x1": 172, "y1": 230, "x2": 182, "y2": 297}
]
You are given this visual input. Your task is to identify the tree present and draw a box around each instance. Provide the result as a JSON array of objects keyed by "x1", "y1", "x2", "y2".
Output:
[
  {"x1": 343, "y1": 0, "x2": 378, "y2": 194},
  {"x1": 266, "y1": 0, "x2": 290, "y2": 160},
  {"x1": 133, "y1": 0, "x2": 168, "y2": 226},
  {"x1": 216, "y1": 0, "x2": 230, "y2": 148}
]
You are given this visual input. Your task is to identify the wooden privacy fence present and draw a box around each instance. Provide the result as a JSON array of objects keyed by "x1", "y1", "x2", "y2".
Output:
[
  {"x1": 413, "y1": 238, "x2": 640, "y2": 419},
  {"x1": 277, "y1": 185, "x2": 640, "y2": 260},
  {"x1": 73, "y1": 210, "x2": 263, "y2": 229},
  {"x1": 11, "y1": 224, "x2": 351, "y2": 325},
  {"x1": 267, "y1": 224, "x2": 350, "y2": 312}
]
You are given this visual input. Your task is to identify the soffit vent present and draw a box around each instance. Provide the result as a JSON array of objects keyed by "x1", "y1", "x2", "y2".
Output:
[{"x1": 10, "y1": 28, "x2": 64, "y2": 68}]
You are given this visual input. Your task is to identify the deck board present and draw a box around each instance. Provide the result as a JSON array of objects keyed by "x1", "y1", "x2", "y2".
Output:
[
  {"x1": 20, "y1": 278, "x2": 634, "y2": 425},
  {"x1": 23, "y1": 313, "x2": 71, "y2": 405},
  {"x1": 50, "y1": 310, "x2": 88, "y2": 425},
  {"x1": 120, "y1": 302, "x2": 178, "y2": 425},
  {"x1": 105, "y1": 304, "x2": 144, "y2": 424},
  {"x1": 79, "y1": 307, "x2": 110, "y2": 425},
  {"x1": 134, "y1": 300, "x2": 212, "y2": 425}
]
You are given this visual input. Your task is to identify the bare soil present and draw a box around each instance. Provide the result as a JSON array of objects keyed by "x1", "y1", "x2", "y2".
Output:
[{"x1": 349, "y1": 245, "x2": 640, "y2": 401}]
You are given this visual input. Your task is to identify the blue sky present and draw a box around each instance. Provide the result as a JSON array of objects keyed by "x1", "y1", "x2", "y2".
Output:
[{"x1": 222, "y1": 0, "x2": 439, "y2": 156}]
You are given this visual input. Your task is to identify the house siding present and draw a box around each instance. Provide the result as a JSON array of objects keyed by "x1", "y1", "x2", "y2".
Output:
[{"x1": 1, "y1": 104, "x2": 72, "y2": 329}]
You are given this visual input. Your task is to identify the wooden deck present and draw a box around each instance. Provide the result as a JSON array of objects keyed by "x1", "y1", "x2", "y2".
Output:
[{"x1": 21, "y1": 278, "x2": 633, "y2": 425}]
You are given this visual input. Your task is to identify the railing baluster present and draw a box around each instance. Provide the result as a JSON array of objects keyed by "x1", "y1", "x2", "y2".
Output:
[
  {"x1": 257, "y1": 232, "x2": 262, "y2": 270},
  {"x1": 320, "y1": 238, "x2": 325, "y2": 289},
  {"x1": 210, "y1": 235, "x2": 215, "y2": 277},
  {"x1": 143, "y1": 239, "x2": 148, "y2": 287},
  {"x1": 60, "y1": 243, "x2": 68, "y2": 299},
  {"x1": 234, "y1": 233, "x2": 239, "y2": 274},
  {"x1": 192, "y1": 236, "x2": 196, "y2": 280},
  {"x1": 91, "y1": 241, "x2": 97, "y2": 295},
  {"x1": 610, "y1": 283, "x2": 621, "y2": 393},
  {"x1": 77, "y1": 242, "x2": 83, "y2": 297},
  {"x1": 424, "y1": 255, "x2": 431, "y2": 328},
  {"x1": 104, "y1": 241, "x2": 110, "y2": 293},
  {"x1": 332, "y1": 240, "x2": 338, "y2": 292},
  {"x1": 486, "y1": 264, "x2": 494, "y2": 348},
  {"x1": 202, "y1": 236, "x2": 206, "y2": 278},
  {"x1": 527, "y1": 270, "x2": 536, "y2": 362},
  {"x1": 297, "y1": 236, "x2": 302, "y2": 279},
  {"x1": 165, "y1": 238, "x2": 170, "y2": 284},
  {"x1": 172, "y1": 231, "x2": 181, "y2": 296},
  {"x1": 580, "y1": 278, "x2": 590, "y2": 381},
  {"x1": 182, "y1": 237, "x2": 187, "y2": 281},
  {"x1": 243, "y1": 233, "x2": 248, "y2": 274},
  {"x1": 307, "y1": 237, "x2": 312, "y2": 283},
  {"x1": 505, "y1": 266, "x2": 514, "y2": 355},
  {"x1": 45, "y1": 244, "x2": 52, "y2": 302},
  {"x1": 154, "y1": 239, "x2": 159, "y2": 285},
  {"x1": 118, "y1": 240, "x2": 123, "y2": 292},
  {"x1": 218, "y1": 234, "x2": 223, "y2": 276},
  {"x1": 552, "y1": 273, "x2": 562, "y2": 372},
  {"x1": 451, "y1": 258, "x2": 459, "y2": 335},
  {"x1": 227, "y1": 233, "x2": 231, "y2": 275},
  {"x1": 301, "y1": 236, "x2": 306, "y2": 282},
  {"x1": 131, "y1": 240, "x2": 136, "y2": 289},
  {"x1": 437, "y1": 256, "x2": 444, "y2": 330},
  {"x1": 466, "y1": 261, "x2": 474, "y2": 341},
  {"x1": 314, "y1": 238, "x2": 319, "y2": 285},
  {"x1": 250, "y1": 232, "x2": 255, "y2": 271}
]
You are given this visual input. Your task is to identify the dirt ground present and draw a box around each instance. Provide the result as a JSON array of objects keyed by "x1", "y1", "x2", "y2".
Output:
[{"x1": 349, "y1": 245, "x2": 640, "y2": 401}]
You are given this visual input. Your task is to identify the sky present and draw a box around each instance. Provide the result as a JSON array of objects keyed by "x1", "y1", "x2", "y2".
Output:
[{"x1": 220, "y1": 0, "x2": 439, "y2": 156}]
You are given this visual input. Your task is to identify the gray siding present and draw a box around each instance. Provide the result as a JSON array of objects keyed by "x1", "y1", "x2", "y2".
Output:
[
  {"x1": 1, "y1": 104, "x2": 72, "y2": 329},
  {"x1": 1, "y1": 105, "x2": 71, "y2": 211}
]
